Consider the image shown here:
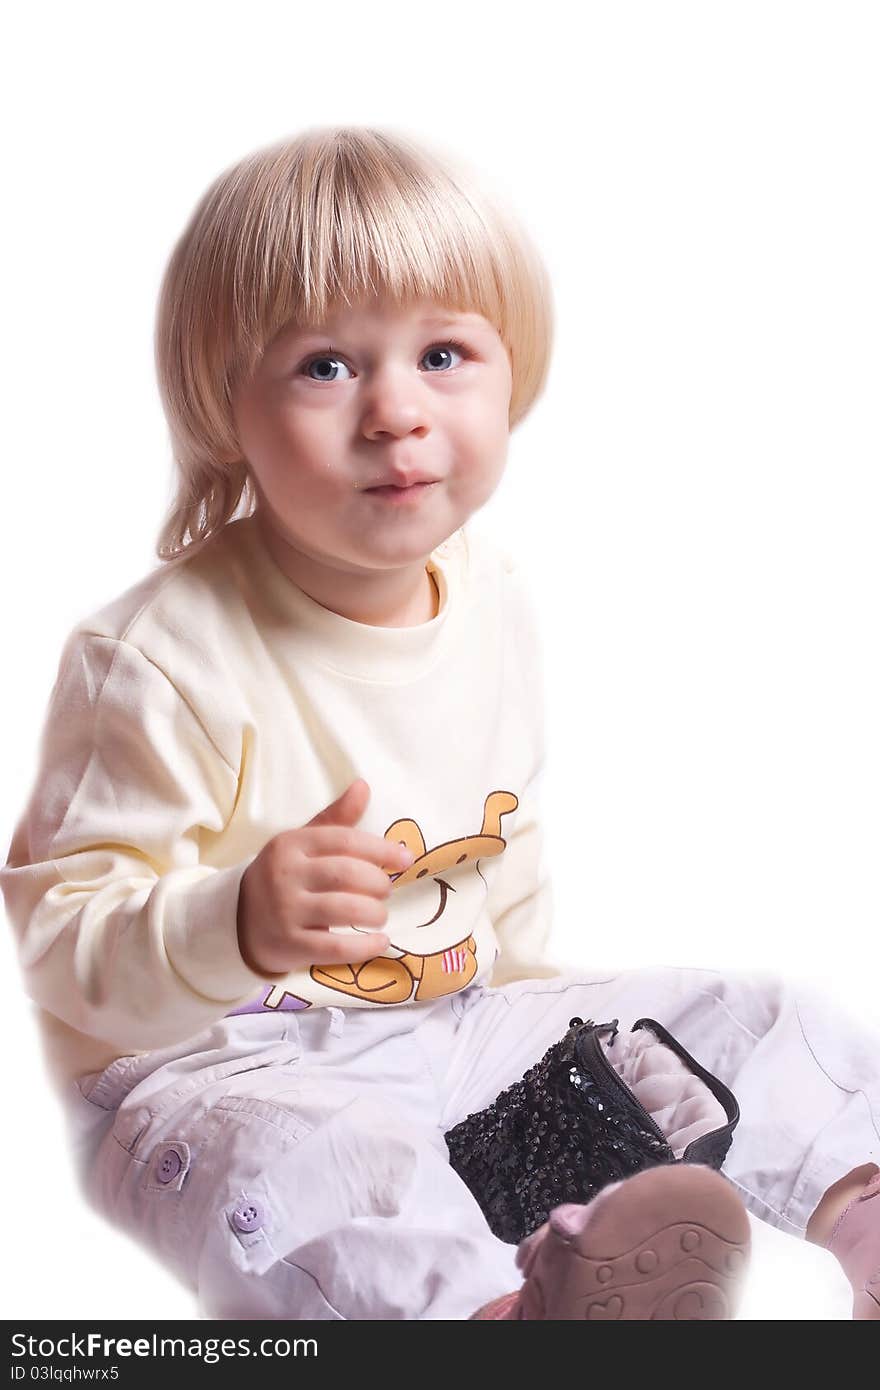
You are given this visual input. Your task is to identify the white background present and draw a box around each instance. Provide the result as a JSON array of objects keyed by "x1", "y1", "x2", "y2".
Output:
[{"x1": 2, "y1": 0, "x2": 877, "y2": 1321}]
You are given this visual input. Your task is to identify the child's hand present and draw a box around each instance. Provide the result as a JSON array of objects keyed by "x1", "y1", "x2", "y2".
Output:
[{"x1": 236, "y1": 778, "x2": 414, "y2": 977}]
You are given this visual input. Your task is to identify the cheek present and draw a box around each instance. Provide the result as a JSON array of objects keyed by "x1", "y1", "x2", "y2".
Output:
[
  {"x1": 457, "y1": 395, "x2": 511, "y2": 460},
  {"x1": 460, "y1": 362, "x2": 511, "y2": 438},
  {"x1": 247, "y1": 404, "x2": 334, "y2": 481}
]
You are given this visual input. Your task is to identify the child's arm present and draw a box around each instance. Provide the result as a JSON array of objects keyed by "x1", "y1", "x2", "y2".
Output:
[{"x1": 0, "y1": 630, "x2": 272, "y2": 1055}]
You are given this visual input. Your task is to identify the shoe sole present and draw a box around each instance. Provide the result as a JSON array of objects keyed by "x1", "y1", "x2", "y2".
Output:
[{"x1": 519, "y1": 1164, "x2": 751, "y2": 1320}]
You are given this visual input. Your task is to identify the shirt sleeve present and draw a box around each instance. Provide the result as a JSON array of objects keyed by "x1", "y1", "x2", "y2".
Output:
[
  {"x1": 0, "y1": 631, "x2": 272, "y2": 1053},
  {"x1": 486, "y1": 552, "x2": 565, "y2": 987}
]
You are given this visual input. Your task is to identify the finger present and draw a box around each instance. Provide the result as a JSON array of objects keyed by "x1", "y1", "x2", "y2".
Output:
[
  {"x1": 305, "y1": 855, "x2": 397, "y2": 899},
  {"x1": 304, "y1": 928, "x2": 391, "y2": 966},
  {"x1": 306, "y1": 779, "x2": 370, "y2": 828},
  {"x1": 303, "y1": 826, "x2": 414, "y2": 872},
  {"x1": 302, "y1": 890, "x2": 391, "y2": 929}
]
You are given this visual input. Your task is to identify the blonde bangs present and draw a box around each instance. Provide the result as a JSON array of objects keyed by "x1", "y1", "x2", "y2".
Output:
[{"x1": 154, "y1": 127, "x2": 553, "y2": 560}]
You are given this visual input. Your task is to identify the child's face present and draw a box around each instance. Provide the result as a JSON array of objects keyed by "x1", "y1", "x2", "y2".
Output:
[{"x1": 231, "y1": 297, "x2": 513, "y2": 576}]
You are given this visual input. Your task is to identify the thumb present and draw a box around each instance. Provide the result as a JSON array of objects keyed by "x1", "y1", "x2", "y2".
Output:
[{"x1": 307, "y1": 777, "x2": 370, "y2": 828}]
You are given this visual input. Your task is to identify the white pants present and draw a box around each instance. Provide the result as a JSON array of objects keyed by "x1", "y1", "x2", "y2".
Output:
[{"x1": 65, "y1": 967, "x2": 880, "y2": 1320}]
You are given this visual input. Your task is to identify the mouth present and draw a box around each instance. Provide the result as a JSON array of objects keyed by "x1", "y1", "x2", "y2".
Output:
[{"x1": 364, "y1": 481, "x2": 439, "y2": 503}]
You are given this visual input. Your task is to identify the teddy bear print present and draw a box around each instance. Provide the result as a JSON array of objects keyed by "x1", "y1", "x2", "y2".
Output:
[{"x1": 260, "y1": 790, "x2": 517, "y2": 1009}]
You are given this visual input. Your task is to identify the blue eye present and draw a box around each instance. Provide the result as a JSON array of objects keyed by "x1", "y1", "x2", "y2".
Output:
[
  {"x1": 300, "y1": 340, "x2": 468, "y2": 382},
  {"x1": 421, "y1": 342, "x2": 467, "y2": 372},
  {"x1": 303, "y1": 353, "x2": 353, "y2": 382}
]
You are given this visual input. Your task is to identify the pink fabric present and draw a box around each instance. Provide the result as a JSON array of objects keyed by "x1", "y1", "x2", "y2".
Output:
[
  {"x1": 602, "y1": 1029, "x2": 728, "y2": 1157},
  {"x1": 471, "y1": 1289, "x2": 521, "y2": 1319},
  {"x1": 826, "y1": 1169, "x2": 880, "y2": 1315}
]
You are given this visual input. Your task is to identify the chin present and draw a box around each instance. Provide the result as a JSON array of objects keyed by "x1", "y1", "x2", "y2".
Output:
[{"x1": 352, "y1": 525, "x2": 451, "y2": 557}]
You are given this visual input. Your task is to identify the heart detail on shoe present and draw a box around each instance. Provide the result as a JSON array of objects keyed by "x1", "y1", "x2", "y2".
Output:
[{"x1": 586, "y1": 1295, "x2": 624, "y2": 1319}]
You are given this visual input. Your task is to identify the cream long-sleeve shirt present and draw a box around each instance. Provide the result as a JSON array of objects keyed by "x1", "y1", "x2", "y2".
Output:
[{"x1": 1, "y1": 515, "x2": 563, "y2": 1090}]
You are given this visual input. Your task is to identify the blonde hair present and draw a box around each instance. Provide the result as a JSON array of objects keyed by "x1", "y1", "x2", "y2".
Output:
[{"x1": 154, "y1": 125, "x2": 554, "y2": 561}]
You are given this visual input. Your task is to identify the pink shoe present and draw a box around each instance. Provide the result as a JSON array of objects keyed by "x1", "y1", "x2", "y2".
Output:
[
  {"x1": 825, "y1": 1168, "x2": 880, "y2": 1320},
  {"x1": 471, "y1": 1163, "x2": 751, "y2": 1320}
]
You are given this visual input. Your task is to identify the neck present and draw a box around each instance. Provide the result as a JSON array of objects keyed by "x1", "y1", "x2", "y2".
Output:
[{"x1": 255, "y1": 508, "x2": 440, "y2": 627}]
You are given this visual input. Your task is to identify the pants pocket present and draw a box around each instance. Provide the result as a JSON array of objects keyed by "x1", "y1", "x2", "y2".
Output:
[
  {"x1": 84, "y1": 1058, "x2": 308, "y2": 1291},
  {"x1": 79, "y1": 1033, "x2": 302, "y2": 1227}
]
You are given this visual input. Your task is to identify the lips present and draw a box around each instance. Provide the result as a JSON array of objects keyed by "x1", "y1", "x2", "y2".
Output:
[
  {"x1": 364, "y1": 480, "x2": 439, "y2": 504},
  {"x1": 366, "y1": 477, "x2": 437, "y2": 490}
]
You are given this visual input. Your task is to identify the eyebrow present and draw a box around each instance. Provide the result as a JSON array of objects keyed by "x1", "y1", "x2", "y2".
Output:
[
  {"x1": 278, "y1": 311, "x2": 483, "y2": 344},
  {"x1": 418, "y1": 313, "x2": 483, "y2": 326}
]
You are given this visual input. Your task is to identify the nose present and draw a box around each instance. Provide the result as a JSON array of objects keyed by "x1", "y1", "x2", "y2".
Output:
[{"x1": 360, "y1": 365, "x2": 431, "y2": 441}]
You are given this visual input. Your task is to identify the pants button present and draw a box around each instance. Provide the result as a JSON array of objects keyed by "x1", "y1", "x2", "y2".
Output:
[{"x1": 231, "y1": 1198, "x2": 266, "y2": 1233}]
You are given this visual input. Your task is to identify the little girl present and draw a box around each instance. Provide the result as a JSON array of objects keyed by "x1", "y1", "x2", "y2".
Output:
[{"x1": 2, "y1": 125, "x2": 878, "y2": 1321}]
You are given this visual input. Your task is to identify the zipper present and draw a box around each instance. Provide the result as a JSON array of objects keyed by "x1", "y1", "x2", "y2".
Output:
[
  {"x1": 571, "y1": 1019, "x2": 672, "y2": 1150},
  {"x1": 631, "y1": 1017, "x2": 741, "y2": 1159}
]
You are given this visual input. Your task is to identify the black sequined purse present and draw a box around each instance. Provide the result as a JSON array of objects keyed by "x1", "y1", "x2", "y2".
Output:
[{"x1": 444, "y1": 1016, "x2": 740, "y2": 1245}]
